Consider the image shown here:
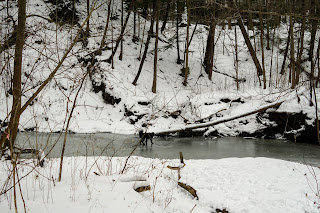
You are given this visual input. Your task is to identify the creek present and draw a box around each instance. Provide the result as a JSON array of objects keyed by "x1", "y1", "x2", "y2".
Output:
[{"x1": 14, "y1": 132, "x2": 320, "y2": 166}]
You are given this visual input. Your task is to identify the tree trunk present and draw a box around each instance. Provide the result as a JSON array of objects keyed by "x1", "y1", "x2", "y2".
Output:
[
  {"x1": 259, "y1": 5, "x2": 267, "y2": 89},
  {"x1": 309, "y1": 0, "x2": 317, "y2": 62},
  {"x1": 290, "y1": 15, "x2": 296, "y2": 88},
  {"x1": 132, "y1": 3, "x2": 156, "y2": 86},
  {"x1": 1, "y1": 0, "x2": 26, "y2": 150},
  {"x1": 316, "y1": 37, "x2": 320, "y2": 87},
  {"x1": 228, "y1": 0, "x2": 263, "y2": 77},
  {"x1": 183, "y1": 0, "x2": 190, "y2": 86},
  {"x1": 107, "y1": 0, "x2": 135, "y2": 63},
  {"x1": 0, "y1": 0, "x2": 97, "y2": 151},
  {"x1": 119, "y1": 0, "x2": 124, "y2": 60},
  {"x1": 152, "y1": 0, "x2": 160, "y2": 93},
  {"x1": 280, "y1": 27, "x2": 291, "y2": 75},
  {"x1": 98, "y1": 0, "x2": 112, "y2": 54},
  {"x1": 203, "y1": 21, "x2": 216, "y2": 80},
  {"x1": 235, "y1": 26, "x2": 239, "y2": 90},
  {"x1": 86, "y1": 0, "x2": 90, "y2": 37},
  {"x1": 295, "y1": 0, "x2": 306, "y2": 86},
  {"x1": 247, "y1": 0, "x2": 254, "y2": 31},
  {"x1": 133, "y1": 4, "x2": 136, "y2": 38},
  {"x1": 161, "y1": 0, "x2": 170, "y2": 33},
  {"x1": 265, "y1": 0, "x2": 271, "y2": 50},
  {"x1": 176, "y1": 0, "x2": 182, "y2": 64}
]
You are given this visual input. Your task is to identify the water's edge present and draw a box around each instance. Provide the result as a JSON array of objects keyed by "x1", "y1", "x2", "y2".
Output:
[{"x1": 13, "y1": 132, "x2": 320, "y2": 166}]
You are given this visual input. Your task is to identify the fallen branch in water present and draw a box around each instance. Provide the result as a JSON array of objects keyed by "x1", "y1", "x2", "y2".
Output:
[{"x1": 154, "y1": 99, "x2": 285, "y2": 136}]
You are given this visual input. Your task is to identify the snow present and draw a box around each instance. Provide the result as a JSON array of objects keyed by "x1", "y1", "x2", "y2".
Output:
[
  {"x1": 0, "y1": 156, "x2": 319, "y2": 213},
  {"x1": 1, "y1": 0, "x2": 319, "y2": 136}
]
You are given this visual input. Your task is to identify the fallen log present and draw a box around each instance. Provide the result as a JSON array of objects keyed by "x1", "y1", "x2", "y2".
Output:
[
  {"x1": 134, "y1": 185, "x2": 150, "y2": 192},
  {"x1": 154, "y1": 100, "x2": 285, "y2": 136},
  {"x1": 133, "y1": 181, "x2": 150, "y2": 192},
  {"x1": 178, "y1": 182, "x2": 199, "y2": 200}
]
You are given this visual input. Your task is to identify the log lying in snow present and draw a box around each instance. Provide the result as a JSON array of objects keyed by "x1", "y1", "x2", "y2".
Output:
[
  {"x1": 119, "y1": 174, "x2": 147, "y2": 182},
  {"x1": 153, "y1": 100, "x2": 285, "y2": 136},
  {"x1": 133, "y1": 181, "x2": 150, "y2": 192},
  {"x1": 178, "y1": 182, "x2": 199, "y2": 200},
  {"x1": 119, "y1": 175, "x2": 150, "y2": 193}
]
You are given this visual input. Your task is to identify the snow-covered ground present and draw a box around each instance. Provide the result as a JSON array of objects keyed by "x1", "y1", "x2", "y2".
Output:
[{"x1": 0, "y1": 156, "x2": 319, "y2": 213}]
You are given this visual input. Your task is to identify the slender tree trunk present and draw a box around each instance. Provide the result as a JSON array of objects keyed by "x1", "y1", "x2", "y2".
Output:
[
  {"x1": 2, "y1": 0, "x2": 26, "y2": 150},
  {"x1": 138, "y1": 19, "x2": 147, "y2": 60},
  {"x1": 132, "y1": 3, "x2": 156, "y2": 86},
  {"x1": 152, "y1": 0, "x2": 160, "y2": 93},
  {"x1": 176, "y1": 0, "x2": 182, "y2": 64},
  {"x1": 315, "y1": 37, "x2": 320, "y2": 87},
  {"x1": 59, "y1": 72, "x2": 88, "y2": 181},
  {"x1": 203, "y1": 21, "x2": 216, "y2": 80},
  {"x1": 235, "y1": 26, "x2": 239, "y2": 90},
  {"x1": 266, "y1": 0, "x2": 270, "y2": 50},
  {"x1": 269, "y1": 27, "x2": 276, "y2": 87},
  {"x1": 86, "y1": 0, "x2": 90, "y2": 37},
  {"x1": 290, "y1": 15, "x2": 296, "y2": 88},
  {"x1": 107, "y1": 0, "x2": 135, "y2": 63},
  {"x1": 280, "y1": 27, "x2": 291, "y2": 75},
  {"x1": 247, "y1": 0, "x2": 254, "y2": 31},
  {"x1": 119, "y1": 0, "x2": 124, "y2": 60},
  {"x1": 228, "y1": 0, "x2": 263, "y2": 78},
  {"x1": 133, "y1": 4, "x2": 136, "y2": 38},
  {"x1": 295, "y1": 0, "x2": 306, "y2": 86},
  {"x1": 2, "y1": 2, "x2": 26, "y2": 208},
  {"x1": 313, "y1": 85, "x2": 320, "y2": 144},
  {"x1": 161, "y1": 0, "x2": 170, "y2": 33},
  {"x1": 309, "y1": 0, "x2": 317, "y2": 62},
  {"x1": 259, "y1": 5, "x2": 267, "y2": 89},
  {"x1": 183, "y1": 0, "x2": 190, "y2": 86},
  {"x1": 98, "y1": 0, "x2": 112, "y2": 54}
]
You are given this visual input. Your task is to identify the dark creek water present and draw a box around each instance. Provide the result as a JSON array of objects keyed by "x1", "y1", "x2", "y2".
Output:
[{"x1": 14, "y1": 132, "x2": 320, "y2": 166}]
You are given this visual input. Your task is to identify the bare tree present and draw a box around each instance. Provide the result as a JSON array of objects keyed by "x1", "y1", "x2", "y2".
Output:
[
  {"x1": 132, "y1": 2, "x2": 156, "y2": 86},
  {"x1": 152, "y1": 0, "x2": 160, "y2": 93},
  {"x1": 183, "y1": 0, "x2": 190, "y2": 86}
]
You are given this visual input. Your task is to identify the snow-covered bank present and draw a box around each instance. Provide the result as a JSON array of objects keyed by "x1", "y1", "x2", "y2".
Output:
[
  {"x1": 0, "y1": 0, "x2": 319, "y2": 143},
  {"x1": 0, "y1": 156, "x2": 319, "y2": 212}
]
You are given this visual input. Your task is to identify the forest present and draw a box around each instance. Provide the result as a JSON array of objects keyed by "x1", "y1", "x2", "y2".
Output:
[{"x1": 1, "y1": 0, "x2": 320, "y2": 212}]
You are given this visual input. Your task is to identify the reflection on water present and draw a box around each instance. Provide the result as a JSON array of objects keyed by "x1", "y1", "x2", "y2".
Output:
[{"x1": 14, "y1": 132, "x2": 320, "y2": 166}]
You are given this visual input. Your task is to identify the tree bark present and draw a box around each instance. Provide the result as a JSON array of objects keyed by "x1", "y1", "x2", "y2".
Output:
[
  {"x1": 259, "y1": 5, "x2": 267, "y2": 89},
  {"x1": 183, "y1": 0, "x2": 190, "y2": 86},
  {"x1": 228, "y1": 0, "x2": 263, "y2": 77},
  {"x1": 1, "y1": 0, "x2": 26, "y2": 150},
  {"x1": 86, "y1": 0, "x2": 90, "y2": 37},
  {"x1": 161, "y1": 0, "x2": 170, "y2": 33},
  {"x1": 152, "y1": 0, "x2": 160, "y2": 93},
  {"x1": 98, "y1": 0, "x2": 112, "y2": 54},
  {"x1": 295, "y1": 0, "x2": 306, "y2": 86},
  {"x1": 280, "y1": 27, "x2": 291, "y2": 75},
  {"x1": 235, "y1": 26, "x2": 239, "y2": 90},
  {"x1": 203, "y1": 21, "x2": 216, "y2": 80},
  {"x1": 309, "y1": 0, "x2": 317, "y2": 62},
  {"x1": 176, "y1": 0, "x2": 182, "y2": 64},
  {"x1": 290, "y1": 15, "x2": 296, "y2": 88},
  {"x1": 132, "y1": 3, "x2": 156, "y2": 86},
  {"x1": 119, "y1": 0, "x2": 124, "y2": 60},
  {"x1": 107, "y1": 0, "x2": 135, "y2": 63}
]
